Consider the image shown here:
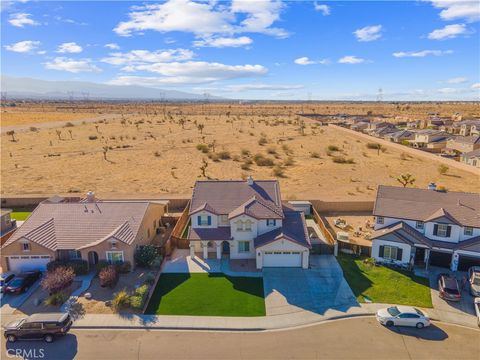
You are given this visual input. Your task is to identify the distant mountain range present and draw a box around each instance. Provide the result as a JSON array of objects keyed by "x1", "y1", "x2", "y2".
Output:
[{"x1": 1, "y1": 76, "x2": 224, "y2": 101}]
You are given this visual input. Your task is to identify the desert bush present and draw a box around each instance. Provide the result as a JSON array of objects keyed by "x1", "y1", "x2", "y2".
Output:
[
  {"x1": 258, "y1": 137, "x2": 268, "y2": 146},
  {"x1": 253, "y1": 153, "x2": 274, "y2": 166},
  {"x1": 88, "y1": 135, "x2": 98, "y2": 140},
  {"x1": 30, "y1": 126, "x2": 39, "y2": 132},
  {"x1": 272, "y1": 165, "x2": 285, "y2": 177},
  {"x1": 218, "y1": 151, "x2": 231, "y2": 160},
  {"x1": 283, "y1": 157, "x2": 295, "y2": 166},
  {"x1": 310, "y1": 152, "x2": 320, "y2": 158},
  {"x1": 44, "y1": 292, "x2": 68, "y2": 306},
  {"x1": 241, "y1": 149, "x2": 250, "y2": 156},
  {"x1": 41, "y1": 266, "x2": 75, "y2": 294},
  {"x1": 366, "y1": 143, "x2": 381, "y2": 149},
  {"x1": 99, "y1": 266, "x2": 118, "y2": 288},
  {"x1": 232, "y1": 155, "x2": 240, "y2": 162},
  {"x1": 65, "y1": 122, "x2": 75, "y2": 127},
  {"x1": 327, "y1": 145, "x2": 339, "y2": 152},
  {"x1": 196, "y1": 144, "x2": 209, "y2": 153},
  {"x1": 438, "y1": 164, "x2": 449, "y2": 175},
  {"x1": 332, "y1": 156, "x2": 354, "y2": 164},
  {"x1": 135, "y1": 245, "x2": 158, "y2": 267},
  {"x1": 112, "y1": 289, "x2": 130, "y2": 310},
  {"x1": 240, "y1": 162, "x2": 251, "y2": 170},
  {"x1": 266, "y1": 146, "x2": 277, "y2": 155}
]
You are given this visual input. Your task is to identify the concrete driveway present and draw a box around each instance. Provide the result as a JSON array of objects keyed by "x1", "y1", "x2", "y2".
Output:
[{"x1": 263, "y1": 255, "x2": 358, "y2": 316}]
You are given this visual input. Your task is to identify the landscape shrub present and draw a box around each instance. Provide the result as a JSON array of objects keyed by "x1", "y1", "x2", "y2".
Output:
[
  {"x1": 99, "y1": 266, "x2": 118, "y2": 288},
  {"x1": 253, "y1": 154, "x2": 274, "y2": 167},
  {"x1": 135, "y1": 284, "x2": 149, "y2": 298},
  {"x1": 112, "y1": 289, "x2": 130, "y2": 310},
  {"x1": 115, "y1": 261, "x2": 132, "y2": 274},
  {"x1": 95, "y1": 260, "x2": 110, "y2": 273},
  {"x1": 44, "y1": 292, "x2": 68, "y2": 306},
  {"x1": 144, "y1": 272, "x2": 156, "y2": 285},
  {"x1": 327, "y1": 145, "x2": 339, "y2": 152},
  {"x1": 129, "y1": 295, "x2": 143, "y2": 309},
  {"x1": 134, "y1": 245, "x2": 158, "y2": 267},
  {"x1": 66, "y1": 260, "x2": 88, "y2": 275},
  {"x1": 41, "y1": 266, "x2": 75, "y2": 294},
  {"x1": 150, "y1": 255, "x2": 163, "y2": 269}
]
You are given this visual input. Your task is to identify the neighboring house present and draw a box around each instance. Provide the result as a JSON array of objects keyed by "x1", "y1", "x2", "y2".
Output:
[
  {"x1": 0, "y1": 209, "x2": 17, "y2": 246},
  {"x1": 460, "y1": 149, "x2": 480, "y2": 168},
  {"x1": 446, "y1": 136, "x2": 480, "y2": 154},
  {"x1": 410, "y1": 130, "x2": 451, "y2": 152},
  {"x1": 371, "y1": 185, "x2": 480, "y2": 271},
  {"x1": 459, "y1": 120, "x2": 480, "y2": 136},
  {"x1": 371, "y1": 126, "x2": 399, "y2": 138},
  {"x1": 350, "y1": 122, "x2": 369, "y2": 132},
  {"x1": 0, "y1": 194, "x2": 168, "y2": 273},
  {"x1": 365, "y1": 122, "x2": 397, "y2": 135},
  {"x1": 187, "y1": 177, "x2": 311, "y2": 269},
  {"x1": 384, "y1": 130, "x2": 415, "y2": 143}
]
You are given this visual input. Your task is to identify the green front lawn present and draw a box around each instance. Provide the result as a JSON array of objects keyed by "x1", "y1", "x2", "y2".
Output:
[
  {"x1": 10, "y1": 211, "x2": 32, "y2": 221},
  {"x1": 337, "y1": 254, "x2": 432, "y2": 308},
  {"x1": 145, "y1": 273, "x2": 265, "y2": 316}
]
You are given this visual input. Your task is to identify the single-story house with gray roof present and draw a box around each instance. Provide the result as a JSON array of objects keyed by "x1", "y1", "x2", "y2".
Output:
[{"x1": 187, "y1": 177, "x2": 311, "y2": 269}]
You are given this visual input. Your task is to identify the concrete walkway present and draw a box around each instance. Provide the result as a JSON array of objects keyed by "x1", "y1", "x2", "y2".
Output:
[
  {"x1": 60, "y1": 272, "x2": 96, "y2": 313},
  {"x1": 162, "y1": 249, "x2": 222, "y2": 273}
]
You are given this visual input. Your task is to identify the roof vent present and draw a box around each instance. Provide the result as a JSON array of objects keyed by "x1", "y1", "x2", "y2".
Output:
[
  {"x1": 247, "y1": 175, "x2": 254, "y2": 186},
  {"x1": 86, "y1": 191, "x2": 95, "y2": 203},
  {"x1": 427, "y1": 183, "x2": 437, "y2": 191}
]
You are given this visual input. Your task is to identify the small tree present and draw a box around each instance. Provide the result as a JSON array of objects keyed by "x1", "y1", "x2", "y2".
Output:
[
  {"x1": 99, "y1": 265, "x2": 118, "y2": 288},
  {"x1": 41, "y1": 266, "x2": 75, "y2": 294},
  {"x1": 197, "y1": 124, "x2": 204, "y2": 134},
  {"x1": 102, "y1": 146, "x2": 109, "y2": 161},
  {"x1": 438, "y1": 164, "x2": 449, "y2": 175},
  {"x1": 199, "y1": 158, "x2": 209, "y2": 178},
  {"x1": 6, "y1": 130, "x2": 16, "y2": 142},
  {"x1": 55, "y1": 130, "x2": 62, "y2": 140},
  {"x1": 396, "y1": 173, "x2": 416, "y2": 188},
  {"x1": 134, "y1": 245, "x2": 158, "y2": 267}
]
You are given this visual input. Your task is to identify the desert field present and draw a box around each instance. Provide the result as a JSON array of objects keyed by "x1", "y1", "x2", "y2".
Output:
[{"x1": 1, "y1": 102, "x2": 479, "y2": 199}]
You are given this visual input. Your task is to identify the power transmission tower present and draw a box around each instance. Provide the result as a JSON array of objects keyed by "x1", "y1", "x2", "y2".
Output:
[
  {"x1": 376, "y1": 88, "x2": 383, "y2": 102},
  {"x1": 67, "y1": 91, "x2": 75, "y2": 102}
]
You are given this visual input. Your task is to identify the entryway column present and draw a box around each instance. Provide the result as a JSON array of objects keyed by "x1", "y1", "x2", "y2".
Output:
[
  {"x1": 202, "y1": 242, "x2": 208, "y2": 259},
  {"x1": 450, "y1": 251, "x2": 459, "y2": 272},
  {"x1": 216, "y1": 242, "x2": 221, "y2": 259},
  {"x1": 424, "y1": 249, "x2": 430, "y2": 270},
  {"x1": 190, "y1": 244, "x2": 195, "y2": 258}
]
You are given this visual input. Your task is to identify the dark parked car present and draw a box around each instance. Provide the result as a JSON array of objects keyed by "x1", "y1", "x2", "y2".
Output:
[
  {"x1": 438, "y1": 274, "x2": 461, "y2": 301},
  {"x1": 4, "y1": 313, "x2": 72, "y2": 343},
  {"x1": 3, "y1": 271, "x2": 41, "y2": 294}
]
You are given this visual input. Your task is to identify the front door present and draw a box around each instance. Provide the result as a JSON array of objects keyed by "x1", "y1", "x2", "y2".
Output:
[
  {"x1": 88, "y1": 251, "x2": 99, "y2": 266},
  {"x1": 222, "y1": 241, "x2": 230, "y2": 255}
]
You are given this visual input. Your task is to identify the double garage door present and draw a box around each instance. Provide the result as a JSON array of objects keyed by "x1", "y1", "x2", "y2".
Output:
[
  {"x1": 8, "y1": 256, "x2": 51, "y2": 273},
  {"x1": 263, "y1": 251, "x2": 302, "y2": 267}
]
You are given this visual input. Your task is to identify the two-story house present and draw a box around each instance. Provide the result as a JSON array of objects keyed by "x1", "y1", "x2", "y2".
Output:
[
  {"x1": 187, "y1": 177, "x2": 311, "y2": 269},
  {"x1": 370, "y1": 185, "x2": 480, "y2": 271},
  {"x1": 446, "y1": 135, "x2": 480, "y2": 155}
]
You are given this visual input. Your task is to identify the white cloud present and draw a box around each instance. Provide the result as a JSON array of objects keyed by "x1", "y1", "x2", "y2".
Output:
[
  {"x1": 9, "y1": 13, "x2": 39, "y2": 27},
  {"x1": 446, "y1": 77, "x2": 468, "y2": 84},
  {"x1": 294, "y1": 57, "x2": 329, "y2": 65},
  {"x1": 193, "y1": 36, "x2": 252, "y2": 48},
  {"x1": 44, "y1": 57, "x2": 101, "y2": 73},
  {"x1": 428, "y1": 23, "x2": 467, "y2": 40},
  {"x1": 338, "y1": 56, "x2": 365, "y2": 64},
  {"x1": 104, "y1": 43, "x2": 120, "y2": 50},
  {"x1": 101, "y1": 49, "x2": 194, "y2": 66},
  {"x1": 57, "y1": 42, "x2": 83, "y2": 54},
  {"x1": 109, "y1": 61, "x2": 267, "y2": 85},
  {"x1": 392, "y1": 49, "x2": 453, "y2": 57},
  {"x1": 314, "y1": 3, "x2": 330, "y2": 15},
  {"x1": 226, "y1": 83, "x2": 304, "y2": 92},
  {"x1": 354, "y1": 25, "x2": 382, "y2": 42},
  {"x1": 472, "y1": 83, "x2": 480, "y2": 89},
  {"x1": 429, "y1": 1, "x2": 480, "y2": 22},
  {"x1": 4, "y1": 40, "x2": 40, "y2": 53},
  {"x1": 114, "y1": 0, "x2": 287, "y2": 39},
  {"x1": 437, "y1": 87, "x2": 469, "y2": 94}
]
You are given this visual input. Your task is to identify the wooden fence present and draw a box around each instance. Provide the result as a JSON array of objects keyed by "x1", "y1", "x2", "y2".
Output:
[
  {"x1": 168, "y1": 201, "x2": 191, "y2": 250},
  {"x1": 312, "y1": 206, "x2": 336, "y2": 246}
]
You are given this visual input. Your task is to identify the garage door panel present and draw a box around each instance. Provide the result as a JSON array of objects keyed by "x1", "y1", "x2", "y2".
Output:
[
  {"x1": 8, "y1": 256, "x2": 51, "y2": 273},
  {"x1": 458, "y1": 255, "x2": 480, "y2": 271},
  {"x1": 263, "y1": 251, "x2": 302, "y2": 267}
]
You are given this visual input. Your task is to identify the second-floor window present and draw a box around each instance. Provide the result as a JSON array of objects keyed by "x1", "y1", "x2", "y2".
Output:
[
  {"x1": 197, "y1": 215, "x2": 211, "y2": 226},
  {"x1": 415, "y1": 221, "x2": 424, "y2": 230},
  {"x1": 433, "y1": 223, "x2": 451, "y2": 238},
  {"x1": 266, "y1": 219, "x2": 277, "y2": 227},
  {"x1": 236, "y1": 220, "x2": 252, "y2": 232},
  {"x1": 376, "y1": 216, "x2": 384, "y2": 224},
  {"x1": 22, "y1": 242, "x2": 30, "y2": 252},
  {"x1": 464, "y1": 227, "x2": 473, "y2": 236},
  {"x1": 219, "y1": 215, "x2": 228, "y2": 224}
]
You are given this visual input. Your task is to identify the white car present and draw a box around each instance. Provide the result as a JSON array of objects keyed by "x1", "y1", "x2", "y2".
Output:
[
  {"x1": 474, "y1": 298, "x2": 480, "y2": 328},
  {"x1": 376, "y1": 306, "x2": 430, "y2": 329}
]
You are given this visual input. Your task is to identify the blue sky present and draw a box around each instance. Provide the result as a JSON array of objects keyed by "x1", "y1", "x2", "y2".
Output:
[{"x1": 2, "y1": 0, "x2": 479, "y2": 100}]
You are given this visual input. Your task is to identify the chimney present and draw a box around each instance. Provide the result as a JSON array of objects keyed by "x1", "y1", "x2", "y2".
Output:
[
  {"x1": 247, "y1": 175, "x2": 254, "y2": 186},
  {"x1": 86, "y1": 191, "x2": 96, "y2": 202},
  {"x1": 427, "y1": 183, "x2": 437, "y2": 191}
]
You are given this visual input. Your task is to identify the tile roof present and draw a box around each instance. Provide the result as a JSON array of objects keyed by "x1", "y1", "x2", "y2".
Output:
[
  {"x1": 462, "y1": 149, "x2": 480, "y2": 159},
  {"x1": 448, "y1": 136, "x2": 480, "y2": 145},
  {"x1": 188, "y1": 226, "x2": 232, "y2": 241},
  {"x1": 374, "y1": 185, "x2": 480, "y2": 228},
  {"x1": 3, "y1": 201, "x2": 152, "y2": 251},
  {"x1": 189, "y1": 180, "x2": 283, "y2": 219},
  {"x1": 254, "y1": 210, "x2": 311, "y2": 249}
]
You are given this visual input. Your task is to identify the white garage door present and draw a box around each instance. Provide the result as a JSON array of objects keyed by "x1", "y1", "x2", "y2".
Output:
[
  {"x1": 8, "y1": 256, "x2": 51, "y2": 273},
  {"x1": 263, "y1": 251, "x2": 302, "y2": 267}
]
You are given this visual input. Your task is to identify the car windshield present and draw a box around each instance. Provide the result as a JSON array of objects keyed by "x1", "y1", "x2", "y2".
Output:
[
  {"x1": 0, "y1": 280, "x2": 4, "y2": 286},
  {"x1": 8, "y1": 279, "x2": 23, "y2": 287},
  {"x1": 414, "y1": 308, "x2": 424, "y2": 316},
  {"x1": 473, "y1": 275, "x2": 480, "y2": 286},
  {"x1": 387, "y1": 307, "x2": 400, "y2": 316},
  {"x1": 444, "y1": 287, "x2": 460, "y2": 295}
]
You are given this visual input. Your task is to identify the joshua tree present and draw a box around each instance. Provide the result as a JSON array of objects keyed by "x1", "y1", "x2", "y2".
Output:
[
  {"x1": 179, "y1": 118, "x2": 185, "y2": 129},
  {"x1": 209, "y1": 139, "x2": 217, "y2": 152},
  {"x1": 102, "y1": 146, "x2": 109, "y2": 161},
  {"x1": 396, "y1": 173, "x2": 416, "y2": 188},
  {"x1": 6, "y1": 130, "x2": 16, "y2": 142},
  {"x1": 55, "y1": 130, "x2": 62, "y2": 140},
  {"x1": 68, "y1": 129, "x2": 73, "y2": 140},
  {"x1": 197, "y1": 123, "x2": 204, "y2": 134},
  {"x1": 199, "y1": 158, "x2": 208, "y2": 178},
  {"x1": 298, "y1": 120, "x2": 306, "y2": 136}
]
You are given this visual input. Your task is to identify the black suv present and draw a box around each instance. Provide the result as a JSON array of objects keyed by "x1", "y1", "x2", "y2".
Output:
[{"x1": 4, "y1": 313, "x2": 72, "y2": 343}]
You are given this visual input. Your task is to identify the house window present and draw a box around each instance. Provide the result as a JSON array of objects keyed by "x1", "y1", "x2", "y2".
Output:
[
  {"x1": 110, "y1": 240, "x2": 117, "y2": 250},
  {"x1": 68, "y1": 250, "x2": 81, "y2": 260},
  {"x1": 238, "y1": 241, "x2": 250, "y2": 253},
  {"x1": 434, "y1": 223, "x2": 451, "y2": 238},
  {"x1": 380, "y1": 245, "x2": 402, "y2": 261},
  {"x1": 244, "y1": 220, "x2": 252, "y2": 231},
  {"x1": 415, "y1": 221, "x2": 424, "y2": 230},
  {"x1": 236, "y1": 221, "x2": 244, "y2": 231},
  {"x1": 464, "y1": 227, "x2": 473, "y2": 236},
  {"x1": 106, "y1": 251, "x2": 124, "y2": 264},
  {"x1": 197, "y1": 215, "x2": 211, "y2": 226},
  {"x1": 21, "y1": 242, "x2": 30, "y2": 252},
  {"x1": 266, "y1": 219, "x2": 276, "y2": 226},
  {"x1": 377, "y1": 216, "x2": 384, "y2": 224}
]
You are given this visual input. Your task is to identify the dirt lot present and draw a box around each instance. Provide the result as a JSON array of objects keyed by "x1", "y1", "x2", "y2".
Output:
[
  {"x1": 324, "y1": 212, "x2": 375, "y2": 247},
  {"x1": 76, "y1": 269, "x2": 151, "y2": 314},
  {"x1": 1, "y1": 102, "x2": 479, "y2": 199}
]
